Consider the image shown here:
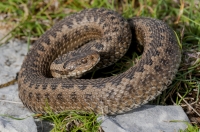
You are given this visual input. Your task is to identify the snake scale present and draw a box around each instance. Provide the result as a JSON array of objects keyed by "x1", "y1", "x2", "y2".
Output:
[{"x1": 18, "y1": 8, "x2": 181, "y2": 115}]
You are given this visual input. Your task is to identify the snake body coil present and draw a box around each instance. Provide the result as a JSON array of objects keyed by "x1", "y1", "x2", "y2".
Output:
[{"x1": 18, "y1": 8, "x2": 181, "y2": 115}]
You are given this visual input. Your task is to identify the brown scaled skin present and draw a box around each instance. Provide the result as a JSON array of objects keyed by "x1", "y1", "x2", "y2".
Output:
[{"x1": 18, "y1": 8, "x2": 181, "y2": 115}]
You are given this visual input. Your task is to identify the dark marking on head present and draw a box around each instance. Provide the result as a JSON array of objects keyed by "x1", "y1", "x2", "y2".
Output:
[
  {"x1": 63, "y1": 60, "x2": 73, "y2": 69},
  {"x1": 28, "y1": 92, "x2": 32, "y2": 100},
  {"x1": 70, "y1": 51, "x2": 79, "y2": 57}
]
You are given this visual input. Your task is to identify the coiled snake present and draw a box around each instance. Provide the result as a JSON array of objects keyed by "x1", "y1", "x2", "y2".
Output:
[{"x1": 18, "y1": 8, "x2": 181, "y2": 115}]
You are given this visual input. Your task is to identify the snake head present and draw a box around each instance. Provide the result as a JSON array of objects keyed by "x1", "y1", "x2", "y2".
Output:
[{"x1": 50, "y1": 51, "x2": 100, "y2": 79}]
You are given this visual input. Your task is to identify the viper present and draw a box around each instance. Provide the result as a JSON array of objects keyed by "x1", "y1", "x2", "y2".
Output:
[{"x1": 18, "y1": 8, "x2": 181, "y2": 115}]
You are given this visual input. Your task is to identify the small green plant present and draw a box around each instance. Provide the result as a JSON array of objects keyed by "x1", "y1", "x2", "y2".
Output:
[
  {"x1": 38, "y1": 105, "x2": 102, "y2": 132},
  {"x1": 179, "y1": 122, "x2": 200, "y2": 132}
]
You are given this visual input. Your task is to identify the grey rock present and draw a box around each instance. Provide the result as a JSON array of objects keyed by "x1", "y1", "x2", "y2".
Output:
[
  {"x1": 100, "y1": 105, "x2": 189, "y2": 132},
  {"x1": 100, "y1": 117, "x2": 129, "y2": 132},
  {"x1": 0, "y1": 40, "x2": 35, "y2": 132},
  {"x1": 0, "y1": 115, "x2": 37, "y2": 132}
]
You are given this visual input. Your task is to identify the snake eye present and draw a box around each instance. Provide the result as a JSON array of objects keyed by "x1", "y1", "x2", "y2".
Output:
[{"x1": 81, "y1": 58, "x2": 87, "y2": 64}]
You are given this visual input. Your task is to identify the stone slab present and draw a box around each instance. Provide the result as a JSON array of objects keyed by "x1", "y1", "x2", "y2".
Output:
[{"x1": 101, "y1": 105, "x2": 190, "y2": 132}]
